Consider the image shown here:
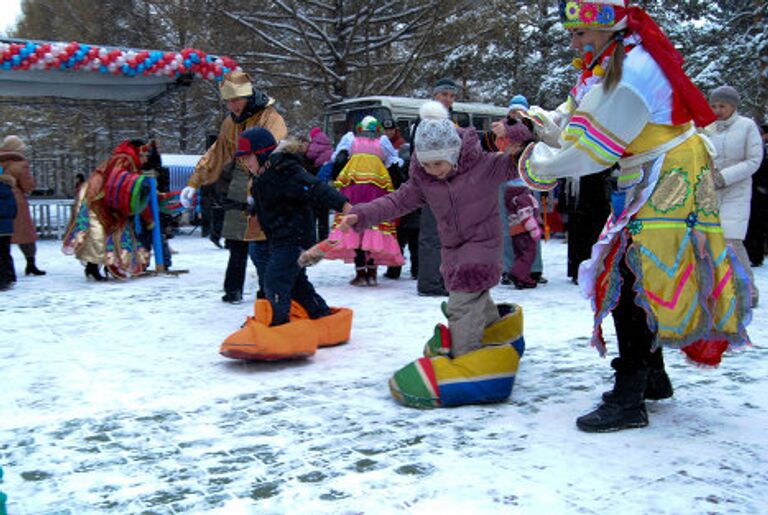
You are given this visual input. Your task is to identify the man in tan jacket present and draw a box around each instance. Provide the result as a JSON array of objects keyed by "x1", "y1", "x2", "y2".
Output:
[{"x1": 181, "y1": 71, "x2": 288, "y2": 303}]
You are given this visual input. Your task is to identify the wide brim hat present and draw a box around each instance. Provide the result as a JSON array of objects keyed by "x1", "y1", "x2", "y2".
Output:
[
  {"x1": 0, "y1": 151, "x2": 25, "y2": 162},
  {"x1": 560, "y1": 1, "x2": 629, "y2": 31},
  {"x1": 0, "y1": 135, "x2": 26, "y2": 154},
  {"x1": 220, "y1": 71, "x2": 254, "y2": 100}
]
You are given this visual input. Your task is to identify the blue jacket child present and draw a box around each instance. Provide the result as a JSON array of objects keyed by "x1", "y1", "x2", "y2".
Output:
[{"x1": 0, "y1": 162, "x2": 19, "y2": 289}]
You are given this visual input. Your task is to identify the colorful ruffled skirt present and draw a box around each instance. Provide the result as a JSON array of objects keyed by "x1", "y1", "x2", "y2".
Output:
[
  {"x1": 325, "y1": 153, "x2": 404, "y2": 266},
  {"x1": 580, "y1": 124, "x2": 751, "y2": 366},
  {"x1": 62, "y1": 186, "x2": 149, "y2": 278}
]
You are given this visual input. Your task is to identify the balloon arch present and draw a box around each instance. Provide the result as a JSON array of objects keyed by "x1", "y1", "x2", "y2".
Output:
[{"x1": 0, "y1": 38, "x2": 241, "y2": 82}]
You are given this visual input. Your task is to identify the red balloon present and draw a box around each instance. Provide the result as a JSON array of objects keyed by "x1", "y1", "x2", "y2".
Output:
[{"x1": 21, "y1": 61, "x2": 30, "y2": 69}]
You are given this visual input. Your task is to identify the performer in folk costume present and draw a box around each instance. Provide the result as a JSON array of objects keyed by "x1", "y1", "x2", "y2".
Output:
[
  {"x1": 518, "y1": 0, "x2": 751, "y2": 432},
  {"x1": 62, "y1": 140, "x2": 154, "y2": 280},
  {"x1": 325, "y1": 116, "x2": 404, "y2": 286}
]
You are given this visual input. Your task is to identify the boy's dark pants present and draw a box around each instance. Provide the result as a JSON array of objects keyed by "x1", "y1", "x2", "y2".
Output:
[
  {"x1": 0, "y1": 235, "x2": 13, "y2": 285},
  {"x1": 224, "y1": 239, "x2": 264, "y2": 297},
  {"x1": 265, "y1": 245, "x2": 331, "y2": 325}
]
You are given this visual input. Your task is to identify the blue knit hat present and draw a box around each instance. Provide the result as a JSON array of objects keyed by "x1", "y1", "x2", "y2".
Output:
[
  {"x1": 235, "y1": 128, "x2": 277, "y2": 164},
  {"x1": 507, "y1": 94, "x2": 529, "y2": 112}
]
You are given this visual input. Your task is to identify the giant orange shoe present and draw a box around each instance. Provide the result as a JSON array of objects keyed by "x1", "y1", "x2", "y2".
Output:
[
  {"x1": 252, "y1": 299, "x2": 353, "y2": 348},
  {"x1": 220, "y1": 300, "x2": 319, "y2": 361}
]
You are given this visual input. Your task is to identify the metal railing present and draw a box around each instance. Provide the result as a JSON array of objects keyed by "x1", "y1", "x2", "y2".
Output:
[{"x1": 28, "y1": 199, "x2": 75, "y2": 240}]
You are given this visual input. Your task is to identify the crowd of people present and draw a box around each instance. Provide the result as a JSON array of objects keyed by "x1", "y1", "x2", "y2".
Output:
[{"x1": 3, "y1": 0, "x2": 765, "y2": 432}]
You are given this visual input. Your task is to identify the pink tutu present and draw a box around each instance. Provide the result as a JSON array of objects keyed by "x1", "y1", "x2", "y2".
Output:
[{"x1": 326, "y1": 227, "x2": 404, "y2": 266}]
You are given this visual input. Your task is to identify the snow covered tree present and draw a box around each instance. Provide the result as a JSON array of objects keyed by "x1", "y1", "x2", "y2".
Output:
[{"x1": 218, "y1": 0, "x2": 483, "y2": 103}]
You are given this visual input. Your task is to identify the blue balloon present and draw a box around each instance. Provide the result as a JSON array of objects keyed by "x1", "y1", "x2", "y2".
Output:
[
  {"x1": 68, "y1": 57, "x2": 76, "y2": 66},
  {"x1": 11, "y1": 55, "x2": 21, "y2": 65},
  {"x1": 2, "y1": 62, "x2": 11, "y2": 70},
  {"x1": 137, "y1": 64, "x2": 145, "y2": 73},
  {"x1": 190, "y1": 53, "x2": 200, "y2": 63},
  {"x1": 99, "y1": 65, "x2": 108, "y2": 73},
  {"x1": 122, "y1": 64, "x2": 130, "y2": 73},
  {"x1": 183, "y1": 58, "x2": 192, "y2": 68},
  {"x1": 19, "y1": 48, "x2": 29, "y2": 58}
]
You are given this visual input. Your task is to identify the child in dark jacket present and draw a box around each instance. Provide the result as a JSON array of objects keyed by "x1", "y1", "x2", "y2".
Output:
[
  {"x1": 0, "y1": 158, "x2": 19, "y2": 290},
  {"x1": 240, "y1": 128, "x2": 351, "y2": 326}
]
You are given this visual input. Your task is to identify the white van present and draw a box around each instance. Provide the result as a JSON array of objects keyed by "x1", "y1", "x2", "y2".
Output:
[{"x1": 323, "y1": 95, "x2": 508, "y2": 143}]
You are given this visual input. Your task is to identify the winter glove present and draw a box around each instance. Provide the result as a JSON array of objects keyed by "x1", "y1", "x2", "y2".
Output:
[
  {"x1": 523, "y1": 216, "x2": 542, "y2": 241},
  {"x1": 298, "y1": 239, "x2": 339, "y2": 267},
  {"x1": 180, "y1": 186, "x2": 196, "y2": 208}
]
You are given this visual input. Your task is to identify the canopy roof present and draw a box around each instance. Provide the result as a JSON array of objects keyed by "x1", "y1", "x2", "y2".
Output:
[
  {"x1": 0, "y1": 38, "x2": 240, "y2": 103},
  {"x1": 0, "y1": 68, "x2": 178, "y2": 102}
]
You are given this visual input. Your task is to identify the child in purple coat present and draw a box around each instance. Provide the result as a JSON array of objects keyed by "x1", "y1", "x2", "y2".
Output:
[
  {"x1": 340, "y1": 101, "x2": 526, "y2": 407},
  {"x1": 504, "y1": 184, "x2": 542, "y2": 289},
  {"x1": 341, "y1": 101, "x2": 525, "y2": 355}
]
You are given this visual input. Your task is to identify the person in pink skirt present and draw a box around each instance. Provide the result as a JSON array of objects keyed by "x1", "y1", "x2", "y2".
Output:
[{"x1": 326, "y1": 116, "x2": 404, "y2": 286}]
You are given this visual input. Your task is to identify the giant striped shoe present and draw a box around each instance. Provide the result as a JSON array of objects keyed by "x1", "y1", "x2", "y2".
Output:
[{"x1": 390, "y1": 304, "x2": 525, "y2": 408}]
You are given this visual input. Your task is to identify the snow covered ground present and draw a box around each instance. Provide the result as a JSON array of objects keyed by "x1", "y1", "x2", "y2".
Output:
[{"x1": 2, "y1": 234, "x2": 767, "y2": 514}]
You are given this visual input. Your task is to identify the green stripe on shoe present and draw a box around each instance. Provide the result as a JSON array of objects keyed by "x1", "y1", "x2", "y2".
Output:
[{"x1": 390, "y1": 361, "x2": 441, "y2": 408}]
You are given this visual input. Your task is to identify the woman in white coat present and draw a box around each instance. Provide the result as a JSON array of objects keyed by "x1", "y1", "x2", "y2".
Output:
[{"x1": 709, "y1": 85, "x2": 764, "y2": 307}]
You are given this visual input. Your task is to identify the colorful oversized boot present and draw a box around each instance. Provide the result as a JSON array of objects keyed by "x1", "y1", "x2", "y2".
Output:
[
  {"x1": 390, "y1": 304, "x2": 525, "y2": 408},
  {"x1": 220, "y1": 300, "x2": 320, "y2": 361}
]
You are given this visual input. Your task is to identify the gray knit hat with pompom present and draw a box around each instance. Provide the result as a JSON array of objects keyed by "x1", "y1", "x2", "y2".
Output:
[{"x1": 414, "y1": 101, "x2": 462, "y2": 166}]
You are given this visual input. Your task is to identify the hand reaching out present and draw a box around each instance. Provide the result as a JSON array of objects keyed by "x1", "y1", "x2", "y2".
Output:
[{"x1": 337, "y1": 214, "x2": 358, "y2": 232}]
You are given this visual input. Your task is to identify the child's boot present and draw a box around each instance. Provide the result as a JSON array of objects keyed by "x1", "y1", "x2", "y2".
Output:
[
  {"x1": 365, "y1": 265, "x2": 378, "y2": 286},
  {"x1": 350, "y1": 267, "x2": 367, "y2": 286}
]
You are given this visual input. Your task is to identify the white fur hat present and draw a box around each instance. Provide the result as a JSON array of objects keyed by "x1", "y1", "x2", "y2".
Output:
[{"x1": 414, "y1": 101, "x2": 461, "y2": 166}]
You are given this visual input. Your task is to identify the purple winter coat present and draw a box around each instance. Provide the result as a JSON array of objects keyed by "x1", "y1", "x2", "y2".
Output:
[
  {"x1": 306, "y1": 131, "x2": 334, "y2": 170},
  {"x1": 350, "y1": 128, "x2": 518, "y2": 292}
]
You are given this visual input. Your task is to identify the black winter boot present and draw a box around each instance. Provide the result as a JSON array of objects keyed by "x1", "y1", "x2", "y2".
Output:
[
  {"x1": 577, "y1": 363, "x2": 649, "y2": 433},
  {"x1": 84, "y1": 262, "x2": 107, "y2": 282},
  {"x1": 602, "y1": 367, "x2": 673, "y2": 402},
  {"x1": 25, "y1": 258, "x2": 46, "y2": 276},
  {"x1": 221, "y1": 290, "x2": 243, "y2": 304}
]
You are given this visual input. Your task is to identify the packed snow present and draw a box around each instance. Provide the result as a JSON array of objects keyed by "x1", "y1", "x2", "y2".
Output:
[{"x1": 1, "y1": 233, "x2": 767, "y2": 514}]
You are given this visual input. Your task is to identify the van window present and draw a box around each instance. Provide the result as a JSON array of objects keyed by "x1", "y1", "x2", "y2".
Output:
[
  {"x1": 453, "y1": 112, "x2": 471, "y2": 128},
  {"x1": 472, "y1": 116, "x2": 490, "y2": 131}
]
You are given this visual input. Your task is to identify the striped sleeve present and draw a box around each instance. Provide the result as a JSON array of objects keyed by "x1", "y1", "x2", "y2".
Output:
[{"x1": 519, "y1": 84, "x2": 649, "y2": 187}]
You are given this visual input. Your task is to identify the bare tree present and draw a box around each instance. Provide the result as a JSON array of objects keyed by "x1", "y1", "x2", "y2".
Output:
[{"x1": 220, "y1": 0, "x2": 488, "y2": 103}]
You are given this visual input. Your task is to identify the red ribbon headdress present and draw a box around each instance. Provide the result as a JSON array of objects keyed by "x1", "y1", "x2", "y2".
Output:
[{"x1": 560, "y1": 1, "x2": 716, "y2": 127}]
